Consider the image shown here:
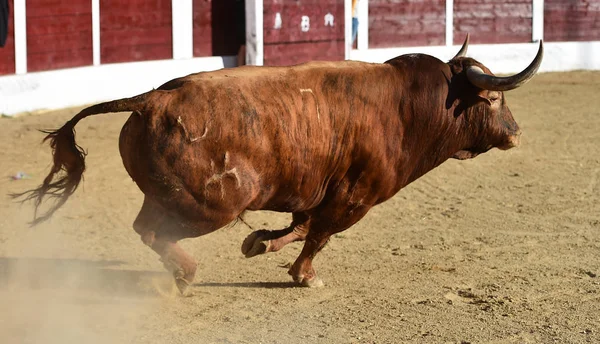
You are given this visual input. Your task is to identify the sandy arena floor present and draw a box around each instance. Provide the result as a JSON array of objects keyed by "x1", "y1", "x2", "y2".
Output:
[{"x1": 1, "y1": 71, "x2": 599, "y2": 344}]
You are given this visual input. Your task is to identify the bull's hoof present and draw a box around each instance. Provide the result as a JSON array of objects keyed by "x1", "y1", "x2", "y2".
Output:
[
  {"x1": 292, "y1": 274, "x2": 324, "y2": 288},
  {"x1": 241, "y1": 230, "x2": 272, "y2": 258},
  {"x1": 174, "y1": 277, "x2": 191, "y2": 295},
  {"x1": 172, "y1": 268, "x2": 195, "y2": 295},
  {"x1": 302, "y1": 276, "x2": 324, "y2": 288},
  {"x1": 160, "y1": 257, "x2": 196, "y2": 295}
]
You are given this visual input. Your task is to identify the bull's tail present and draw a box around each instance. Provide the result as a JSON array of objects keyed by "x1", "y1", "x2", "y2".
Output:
[{"x1": 13, "y1": 92, "x2": 152, "y2": 225}]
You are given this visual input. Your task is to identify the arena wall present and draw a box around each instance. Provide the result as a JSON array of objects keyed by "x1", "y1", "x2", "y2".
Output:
[
  {"x1": 544, "y1": 0, "x2": 600, "y2": 42},
  {"x1": 0, "y1": 0, "x2": 14, "y2": 74},
  {"x1": 100, "y1": 0, "x2": 172, "y2": 64},
  {"x1": 262, "y1": 0, "x2": 345, "y2": 66},
  {"x1": 25, "y1": 0, "x2": 94, "y2": 72},
  {"x1": 1, "y1": 0, "x2": 599, "y2": 116},
  {"x1": 368, "y1": 0, "x2": 446, "y2": 48},
  {"x1": 453, "y1": 0, "x2": 533, "y2": 45},
  {"x1": 350, "y1": 0, "x2": 600, "y2": 73}
]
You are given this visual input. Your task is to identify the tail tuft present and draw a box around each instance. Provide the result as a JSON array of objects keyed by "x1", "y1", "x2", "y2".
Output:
[
  {"x1": 12, "y1": 91, "x2": 151, "y2": 225},
  {"x1": 12, "y1": 120, "x2": 87, "y2": 225}
]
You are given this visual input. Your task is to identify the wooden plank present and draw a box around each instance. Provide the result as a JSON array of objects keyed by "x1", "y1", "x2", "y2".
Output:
[
  {"x1": 26, "y1": 13, "x2": 92, "y2": 36},
  {"x1": 27, "y1": 49, "x2": 93, "y2": 72},
  {"x1": 99, "y1": 0, "x2": 171, "y2": 13},
  {"x1": 100, "y1": 44, "x2": 172, "y2": 64},
  {"x1": 192, "y1": 0, "x2": 212, "y2": 56},
  {"x1": 263, "y1": 1, "x2": 344, "y2": 44},
  {"x1": 263, "y1": 0, "x2": 345, "y2": 66},
  {"x1": 369, "y1": 0, "x2": 446, "y2": 48},
  {"x1": 454, "y1": 0, "x2": 532, "y2": 44},
  {"x1": 100, "y1": 0, "x2": 172, "y2": 63},
  {"x1": 26, "y1": 0, "x2": 91, "y2": 17},
  {"x1": 100, "y1": 12, "x2": 172, "y2": 30},
  {"x1": 0, "y1": 0, "x2": 15, "y2": 75},
  {"x1": 264, "y1": 40, "x2": 345, "y2": 66},
  {"x1": 100, "y1": 28, "x2": 172, "y2": 47},
  {"x1": 544, "y1": 0, "x2": 600, "y2": 42},
  {"x1": 28, "y1": 32, "x2": 92, "y2": 54},
  {"x1": 26, "y1": 0, "x2": 93, "y2": 72}
]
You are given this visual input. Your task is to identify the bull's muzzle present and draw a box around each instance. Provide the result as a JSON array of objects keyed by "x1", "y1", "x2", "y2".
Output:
[{"x1": 501, "y1": 130, "x2": 522, "y2": 150}]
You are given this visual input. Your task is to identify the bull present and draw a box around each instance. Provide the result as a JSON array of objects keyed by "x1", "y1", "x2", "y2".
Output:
[{"x1": 19, "y1": 35, "x2": 543, "y2": 294}]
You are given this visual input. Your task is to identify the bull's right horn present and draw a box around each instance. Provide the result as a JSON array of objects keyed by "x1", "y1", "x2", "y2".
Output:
[
  {"x1": 466, "y1": 40, "x2": 544, "y2": 91},
  {"x1": 452, "y1": 34, "x2": 470, "y2": 59}
]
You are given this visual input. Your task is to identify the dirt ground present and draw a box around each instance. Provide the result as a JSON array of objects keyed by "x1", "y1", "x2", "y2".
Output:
[{"x1": 1, "y1": 70, "x2": 599, "y2": 344}]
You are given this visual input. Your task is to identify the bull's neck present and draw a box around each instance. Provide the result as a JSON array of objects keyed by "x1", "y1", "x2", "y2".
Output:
[{"x1": 395, "y1": 109, "x2": 469, "y2": 189}]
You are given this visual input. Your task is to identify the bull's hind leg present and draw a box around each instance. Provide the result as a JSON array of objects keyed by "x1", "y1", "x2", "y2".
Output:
[
  {"x1": 133, "y1": 196, "x2": 238, "y2": 294},
  {"x1": 241, "y1": 212, "x2": 309, "y2": 258},
  {"x1": 133, "y1": 198, "x2": 199, "y2": 294},
  {"x1": 140, "y1": 230, "x2": 198, "y2": 294}
]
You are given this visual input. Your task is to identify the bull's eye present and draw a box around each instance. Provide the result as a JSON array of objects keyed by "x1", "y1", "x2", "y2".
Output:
[
  {"x1": 479, "y1": 91, "x2": 501, "y2": 106},
  {"x1": 486, "y1": 91, "x2": 501, "y2": 104}
]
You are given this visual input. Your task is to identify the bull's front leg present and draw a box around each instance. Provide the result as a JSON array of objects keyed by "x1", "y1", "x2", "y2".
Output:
[{"x1": 288, "y1": 195, "x2": 373, "y2": 287}]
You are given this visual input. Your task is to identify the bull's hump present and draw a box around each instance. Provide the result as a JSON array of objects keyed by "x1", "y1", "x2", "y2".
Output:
[{"x1": 185, "y1": 60, "x2": 373, "y2": 83}]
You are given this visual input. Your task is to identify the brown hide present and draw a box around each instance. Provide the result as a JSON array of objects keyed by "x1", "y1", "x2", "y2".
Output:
[{"x1": 117, "y1": 57, "x2": 484, "y2": 239}]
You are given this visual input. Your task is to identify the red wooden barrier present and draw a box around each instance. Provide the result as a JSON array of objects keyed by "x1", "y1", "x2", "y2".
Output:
[
  {"x1": 544, "y1": 0, "x2": 600, "y2": 42},
  {"x1": 2, "y1": 0, "x2": 600, "y2": 76},
  {"x1": 0, "y1": 0, "x2": 14, "y2": 75},
  {"x1": 454, "y1": 0, "x2": 532, "y2": 45},
  {"x1": 26, "y1": 0, "x2": 92, "y2": 72},
  {"x1": 193, "y1": 0, "x2": 212, "y2": 57},
  {"x1": 100, "y1": 0, "x2": 172, "y2": 64},
  {"x1": 263, "y1": 0, "x2": 344, "y2": 66},
  {"x1": 369, "y1": 0, "x2": 445, "y2": 48}
]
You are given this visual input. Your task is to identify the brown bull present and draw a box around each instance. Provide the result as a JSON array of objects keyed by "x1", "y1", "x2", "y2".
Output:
[{"x1": 19, "y1": 36, "x2": 543, "y2": 293}]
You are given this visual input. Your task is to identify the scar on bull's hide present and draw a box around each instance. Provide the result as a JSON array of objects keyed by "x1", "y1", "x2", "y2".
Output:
[
  {"x1": 300, "y1": 88, "x2": 321, "y2": 120},
  {"x1": 348, "y1": 198, "x2": 365, "y2": 215},
  {"x1": 177, "y1": 116, "x2": 209, "y2": 143},
  {"x1": 205, "y1": 152, "x2": 242, "y2": 199}
]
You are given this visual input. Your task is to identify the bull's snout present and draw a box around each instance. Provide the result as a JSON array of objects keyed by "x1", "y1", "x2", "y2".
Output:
[{"x1": 501, "y1": 130, "x2": 522, "y2": 150}]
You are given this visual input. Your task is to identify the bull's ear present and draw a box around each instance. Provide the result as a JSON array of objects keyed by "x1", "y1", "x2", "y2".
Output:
[{"x1": 477, "y1": 90, "x2": 501, "y2": 105}]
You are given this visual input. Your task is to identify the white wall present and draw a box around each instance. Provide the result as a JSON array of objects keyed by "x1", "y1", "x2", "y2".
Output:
[
  {"x1": 0, "y1": 57, "x2": 236, "y2": 116},
  {"x1": 350, "y1": 41, "x2": 600, "y2": 75}
]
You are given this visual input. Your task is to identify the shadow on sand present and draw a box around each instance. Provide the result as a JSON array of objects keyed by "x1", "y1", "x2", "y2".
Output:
[
  {"x1": 0, "y1": 256, "x2": 171, "y2": 296},
  {"x1": 0, "y1": 257, "x2": 300, "y2": 295},
  {"x1": 194, "y1": 281, "x2": 299, "y2": 289}
]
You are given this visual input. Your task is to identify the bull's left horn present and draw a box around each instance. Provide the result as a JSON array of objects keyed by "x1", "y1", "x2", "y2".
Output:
[
  {"x1": 466, "y1": 40, "x2": 544, "y2": 91},
  {"x1": 452, "y1": 34, "x2": 470, "y2": 59}
]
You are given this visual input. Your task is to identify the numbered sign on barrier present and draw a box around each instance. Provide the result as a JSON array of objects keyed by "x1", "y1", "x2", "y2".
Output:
[{"x1": 263, "y1": 0, "x2": 345, "y2": 66}]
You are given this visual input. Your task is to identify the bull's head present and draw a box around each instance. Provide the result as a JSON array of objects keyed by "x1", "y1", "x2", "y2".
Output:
[{"x1": 448, "y1": 35, "x2": 544, "y2": 160}]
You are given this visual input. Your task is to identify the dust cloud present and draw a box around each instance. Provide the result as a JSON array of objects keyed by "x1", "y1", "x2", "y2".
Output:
[{"x1": 0, "y1": 222, "x2": 172, "y2": 344}]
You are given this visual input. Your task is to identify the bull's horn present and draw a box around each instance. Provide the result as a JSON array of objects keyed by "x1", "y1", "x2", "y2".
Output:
[
  {"x1": 452, "y1": 34, "x2": 470, "y2": 59},
  {"x1": 466, "y1": 40, "x2": 544, "y2": 91}
]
